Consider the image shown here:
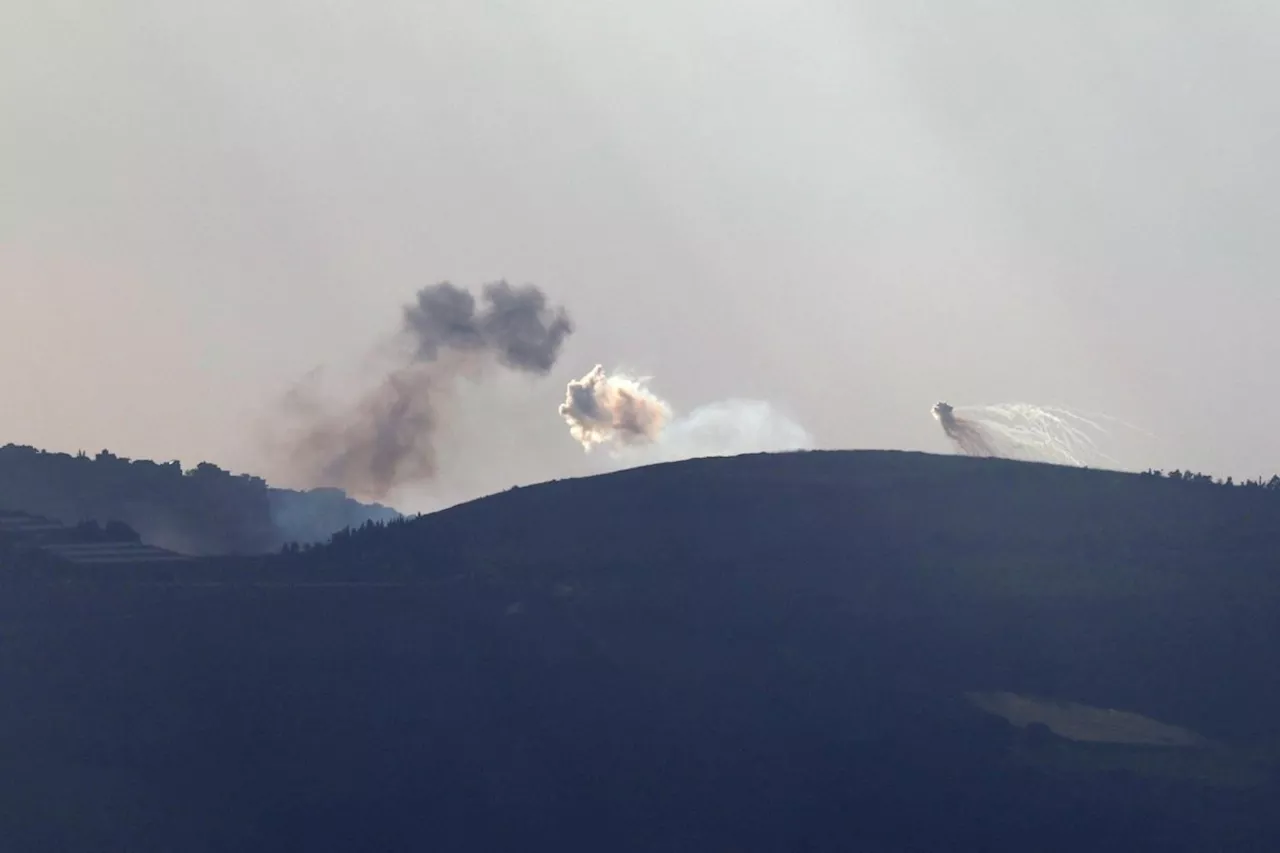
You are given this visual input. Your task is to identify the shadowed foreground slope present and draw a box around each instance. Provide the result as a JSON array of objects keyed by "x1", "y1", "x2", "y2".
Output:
[{"x1": 1, "y1": 451, "x2": 1278, "y2": 851}]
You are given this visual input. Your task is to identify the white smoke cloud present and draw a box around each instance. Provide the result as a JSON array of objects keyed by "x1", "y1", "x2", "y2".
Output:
[
  {"x1": 559, "y1": 365, "x2": 670, "y2": 451},
  {"x1": 560, "y1": 365, "x2": 813, "y2": 467},
  {"x1": 932, "y1": 400, "x2": 1149, "y2": 468}
]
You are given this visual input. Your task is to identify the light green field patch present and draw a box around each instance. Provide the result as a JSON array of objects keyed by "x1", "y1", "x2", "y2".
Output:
[
  {"x1": 966, "y1": 690, "x2": 1276, "y2": 789},
  {"x1": 967, "y1": 691, "x2": 1209, "y2": 746}
]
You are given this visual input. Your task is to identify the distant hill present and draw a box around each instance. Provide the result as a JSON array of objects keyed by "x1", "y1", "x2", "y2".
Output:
[
  {"x1": 0, "y1": 509, "x2": 190, "y2": 568},
  {"x1": 0, "y1": 450, "x2": 1278, "y2": 851},
  {"x1": 0, "y1": 443, "x2": 399, "y2": 554}
]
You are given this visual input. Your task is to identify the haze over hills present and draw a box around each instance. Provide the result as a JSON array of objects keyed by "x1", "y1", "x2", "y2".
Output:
[
  {"x1": 0, "y1": 443, "x2": 399, "y2": 555},
  {"x1": 0, "y1": 449, "x2": 1278, "y2": 850},
  {"x1": 8, "y1": 2, "x2": 1280, "y2": 848}
]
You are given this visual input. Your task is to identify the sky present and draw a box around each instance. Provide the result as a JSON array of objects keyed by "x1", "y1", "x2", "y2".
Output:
[{"x1": 3, "y1": 1, "x2": 1278, "y2": 511}]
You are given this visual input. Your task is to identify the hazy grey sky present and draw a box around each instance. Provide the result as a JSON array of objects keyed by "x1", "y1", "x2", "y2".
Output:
[{"x1": 3, "y1": 1, "x2": 1278, "y2": 509}]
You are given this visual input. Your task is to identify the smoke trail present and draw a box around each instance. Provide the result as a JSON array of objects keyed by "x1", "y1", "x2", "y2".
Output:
[
  {"x1": 286, "y1": 281, "x2": 573, "y2": 499},
  {"x1": 932, "y1": 402, "x2": 1004, "y2": 458},
  {"x1": 932, "y1": 400, "x2": 1138, "y2": 468},
  {"x1": 560, "y1": 365, "x2": 813, "y2": 465}
]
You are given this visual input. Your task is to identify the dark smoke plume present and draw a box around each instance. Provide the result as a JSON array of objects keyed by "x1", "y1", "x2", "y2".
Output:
[
  {"x1": 402, "y1": 280, "x2": 572, "y2": 371},
  {"x1": 287, "y1": 281, "x2": 573, "y2": 500},
  {"x1": 931, "y1": 401, "x2": 1002, "y2": 457}
]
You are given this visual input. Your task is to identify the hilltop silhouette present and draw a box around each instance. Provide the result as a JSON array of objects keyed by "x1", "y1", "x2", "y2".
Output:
[
  {"x1": 0, "y1": 443, "x2": 399, "y2": 555},
  {"x1": 0, "y1": 450, "x2": 1278, "y2": 850}
]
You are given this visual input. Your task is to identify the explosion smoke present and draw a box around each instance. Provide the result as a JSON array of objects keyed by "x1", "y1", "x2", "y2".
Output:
[
  {"x1": 559, "y1": 365, "x2": 670, "y2": 450},
  {"x1": 932, "y1": 400, "x2": 1128, "y2": 468},
  {"x1": 287, "y1": 281, "x2": 573, "y2": 499},
  {"x1": 560, "y1": 365, "x2": 813, "y2": 465}
]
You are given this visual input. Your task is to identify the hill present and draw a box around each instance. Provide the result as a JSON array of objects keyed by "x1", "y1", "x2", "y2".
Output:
[
  {"x1": 0, "y1": 509, "x2": 191, "y2": 568},
  {"x1": 0, "y1": 450, "x2": 1277, "y2": 850},
  {"x1": 0, "y1": 443, "x2": 399, "y2": 554}
]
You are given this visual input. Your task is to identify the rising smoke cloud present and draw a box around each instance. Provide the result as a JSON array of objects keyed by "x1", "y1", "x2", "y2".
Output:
[
  {"x1": 559, "y1": 365, "x2": 670, "y2": 450},
  {"x1": 560, "y1": 365, "x2": 813, "y2": 466},
  {"x1": 285, "y1": 281, "x2": 573, "y2": 499}
]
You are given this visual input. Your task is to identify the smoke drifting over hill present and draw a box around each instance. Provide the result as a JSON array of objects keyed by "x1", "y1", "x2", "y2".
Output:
[
  {"x1": 932, "y1": 401, "x2": 1127, "y2": 468},
  {"x1": 285, "y1": 281, "x2": 573, "y2": 500},
  {"x1": 560, "y1": 365, "x2": 813, "y2": 466}
]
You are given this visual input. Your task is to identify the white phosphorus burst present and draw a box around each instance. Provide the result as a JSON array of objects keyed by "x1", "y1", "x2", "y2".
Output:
[
  {"x1": 561, "y1": 364, "x2": 815, "y2": 466},
  {"x1": 933, "y1": 401, "x2": 1150, "y2": 469}
]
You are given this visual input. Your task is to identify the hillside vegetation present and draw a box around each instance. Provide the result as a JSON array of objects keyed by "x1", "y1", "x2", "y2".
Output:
[
  {"x1": 0, "y1": 443, "x2": 398, "y2": 554},
  {"x1": 0, "y1": 450, "x2": 1278, "y2": 851}
]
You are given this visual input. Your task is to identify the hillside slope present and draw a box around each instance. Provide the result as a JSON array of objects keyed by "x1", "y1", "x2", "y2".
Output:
[
  {"x1": 0, "y1": 443, "x2": 399, "y2": 553},
  {"x1": 0, "y1": 450, "x2": 1277, "y2": 851}
]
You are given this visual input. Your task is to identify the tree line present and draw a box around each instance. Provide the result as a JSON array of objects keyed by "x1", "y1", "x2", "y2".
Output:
[
  {"x1": 0, "y1": 444, "x2": 396, "y2": 555},
  {"x1": 1140, "y1": 468, "x2": 1280, "y2": 489}
]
